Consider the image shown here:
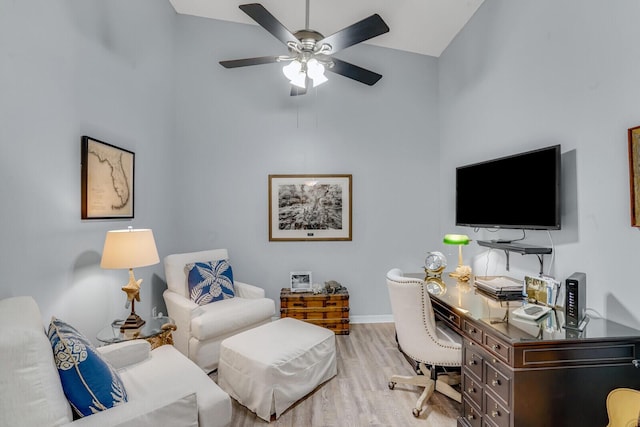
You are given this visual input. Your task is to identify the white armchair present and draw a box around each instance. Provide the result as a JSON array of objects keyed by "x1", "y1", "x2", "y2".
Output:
[{"x1": 163, "y1": 249, "x2": 276, "y2": 373}]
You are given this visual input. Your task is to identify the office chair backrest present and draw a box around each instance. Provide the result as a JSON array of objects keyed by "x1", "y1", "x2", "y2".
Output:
[{"x1": 386, "y1": 268, "x2": 460, "y2": 366}]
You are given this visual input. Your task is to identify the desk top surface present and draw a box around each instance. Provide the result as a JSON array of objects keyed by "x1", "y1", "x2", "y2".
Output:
[{"x1": 409, "y1": 273, "x2": 640, "y2": 344}]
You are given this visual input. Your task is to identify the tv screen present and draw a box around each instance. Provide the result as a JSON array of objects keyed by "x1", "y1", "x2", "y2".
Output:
[{"x1": 455, "y1": 145, "x2": 561, "y2": 230}]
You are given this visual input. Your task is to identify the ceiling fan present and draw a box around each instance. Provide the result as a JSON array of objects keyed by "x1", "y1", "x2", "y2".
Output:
[{"x1": 219, "y1": 1, "x2": 390, "y2": 96}]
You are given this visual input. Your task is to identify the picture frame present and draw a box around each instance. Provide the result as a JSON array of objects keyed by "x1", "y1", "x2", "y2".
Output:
[
  {"x1": 555, "y1": 282, "x2": 566, "y2": 309},
  {"x1": 524, "y1": 275, "x2": 560, "y2": 307},
  {"x1": 290, "y1": 271, "x2": 313, "y2": 293},
  {"x1": 81, "y1": 135, "x2": 134, "y2": 219},
  {"x1": 268, "y1": 174, "x2": 352, "y2": 241},
  {"x1": 629, "y1": 126, "x2": 640, "y2": 226}
]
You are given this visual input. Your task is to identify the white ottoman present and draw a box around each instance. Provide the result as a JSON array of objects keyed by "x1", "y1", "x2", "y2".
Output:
[{"x1": 217, "y1": 317, "x2": 337, "y2": 421}]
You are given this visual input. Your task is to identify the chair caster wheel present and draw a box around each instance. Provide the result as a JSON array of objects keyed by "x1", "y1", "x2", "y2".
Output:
[
  {"x1": 412, "y1": 408, "x2": 421, "y2": 417},
  {"x1": 388, "y1": 382, "x2": 395, "y2": 390}
]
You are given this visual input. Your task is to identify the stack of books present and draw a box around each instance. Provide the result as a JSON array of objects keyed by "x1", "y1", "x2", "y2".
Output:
[{"x1": 474, "y1": 276, "x2": 524, "y2": 301}]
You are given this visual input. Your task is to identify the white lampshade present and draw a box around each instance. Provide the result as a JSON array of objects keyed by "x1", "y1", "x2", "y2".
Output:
[
  {"x1": 100, "y1": 228, "x2": 159, "y2": 269},
  {"x1": 282, "y1": 60, "x2": 306, "y2": 89},
  {"x1": 307, "y1": 58, "x2": 328, "y2": 87}
]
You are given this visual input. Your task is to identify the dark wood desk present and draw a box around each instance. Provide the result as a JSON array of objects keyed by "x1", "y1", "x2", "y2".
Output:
[{"x1": 418, "y1": 275, "x2": 640, "y2": 427}]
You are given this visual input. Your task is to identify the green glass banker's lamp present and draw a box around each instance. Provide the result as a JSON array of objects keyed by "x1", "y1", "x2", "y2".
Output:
[{"x1": 443, "y1": 234, "x2": 472, "y2": 281}]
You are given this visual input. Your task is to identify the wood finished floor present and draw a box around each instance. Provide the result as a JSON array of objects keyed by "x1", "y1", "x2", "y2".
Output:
[{"x1": 210, "y1": 323, "x2": 460, "y2": 426}]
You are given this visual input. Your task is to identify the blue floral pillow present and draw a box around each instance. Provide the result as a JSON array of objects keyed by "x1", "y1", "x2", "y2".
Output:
[
  {"x1": 48, "y1": 317, "x2": 127, "y2": 417},
  {"x1": 186, "y1": 259, "x2": 236, "y2": 305}
]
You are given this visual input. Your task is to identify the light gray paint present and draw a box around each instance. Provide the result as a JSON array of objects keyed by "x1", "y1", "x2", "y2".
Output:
[
  {"x1": 0, "y1": 1, "x2": 439, "y2": 341},
  {"x1": 439, "y1": 0, "x2": 640, "y2": 327},
  {"x1": 170, "y1": 15, "x2": 440, "y2": 320},
  {"x1": 4, "y1": 0, "x2": 638, "y2": 342},
  {"x1": 0, "y1": 0, "x2": 176, "y2": 339}
]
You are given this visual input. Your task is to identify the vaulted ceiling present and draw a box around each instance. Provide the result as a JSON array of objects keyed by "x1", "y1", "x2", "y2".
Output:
[{"x1": 168, "y1": 0, "x2": 484, "y2": 57}]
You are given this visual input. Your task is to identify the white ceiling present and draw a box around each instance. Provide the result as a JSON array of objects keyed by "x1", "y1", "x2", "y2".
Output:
[{"x1": 168, "y1": 0, "x2": 484, "y2": 57}]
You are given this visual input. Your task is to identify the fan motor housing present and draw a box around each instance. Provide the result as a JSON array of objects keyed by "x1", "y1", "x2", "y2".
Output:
[{"x1": 293, "y1": 29, "x2": 325, "y2": 52}]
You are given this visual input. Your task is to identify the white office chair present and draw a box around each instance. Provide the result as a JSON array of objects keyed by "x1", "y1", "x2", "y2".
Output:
[{"x1": 386, "y1": 268, "x2": 462, "y2": 417}]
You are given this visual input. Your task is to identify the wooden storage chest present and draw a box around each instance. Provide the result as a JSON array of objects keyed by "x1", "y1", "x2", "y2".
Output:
[{"x1": 280, "y1": 288, "x2": 350, "y2": 335}]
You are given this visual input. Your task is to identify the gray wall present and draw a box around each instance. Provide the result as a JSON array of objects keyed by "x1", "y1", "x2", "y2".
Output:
[
  {"x1": 170, "y1": 15, "x2": 440, "y2": 320},
  {"x1": 4, "y1": 0, "x2": 639, "y2": 341},
  {"x1": 439, "y1": 0, "x2": 640, "y2": 327},
  {"x1": 0, "y1": 0, "x2": 176, "y2": 337},
  {"x1": 0, "y1": 1, "x2": 439, "y2": 341}
]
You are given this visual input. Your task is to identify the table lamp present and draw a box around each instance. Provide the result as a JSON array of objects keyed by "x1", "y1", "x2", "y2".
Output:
[
  {"x1": 443, "y1": 233, "x2": 472, "y2": 281},
  {"x1": 100, "y1": 227, "x2": 159, "y2": 331}
]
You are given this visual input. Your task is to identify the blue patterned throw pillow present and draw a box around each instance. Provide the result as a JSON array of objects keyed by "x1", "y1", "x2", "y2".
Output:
[
  {"x1": 48, "y1": 317, "x2": 127, "y2": 417},
  {"x1": 186, "y1": 259, "x2": 236, "y2": 305}
]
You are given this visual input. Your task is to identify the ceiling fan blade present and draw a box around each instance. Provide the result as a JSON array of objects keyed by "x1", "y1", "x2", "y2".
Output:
[
  {"x1": 239, "y1": 3, "x2": 299, "y2": 47},
  {"x1": 219, "y1": 56, "x2": 280, "y2": 68},
  {"x1": 326, "y1": 58, "x2": 382, "y2": 86},
  {"x1": 318, "y1": 14, "x2": 389, "y2": 55}
]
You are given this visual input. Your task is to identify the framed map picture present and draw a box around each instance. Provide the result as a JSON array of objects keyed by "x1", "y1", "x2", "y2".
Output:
[
  {"x1": 268, "y1": 174, "x2": 352, "y2": 241},
  {"x1": 81, "y1": 136, "x2": 134, "y2": 219}
]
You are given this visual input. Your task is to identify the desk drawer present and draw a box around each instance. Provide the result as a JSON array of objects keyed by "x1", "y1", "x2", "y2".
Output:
[
  {"x1": 484, "y1": 333, "x2": 510, "y2": 364},
  {"x1": 432, "y1": 298, "x2": 461, "y2": 328},
  {"x1": 484, "y1": 392, "x2": 510, "y2": 427},
  {"x1": 463, "y1": 372, "x2": 483, "y2": 408},
  {"x1": 465, "y1": 340, "x2": 484, "y2": 380},
  {"x1": 463, "y1": 320, "x2": 483, "y2": 343},
  {"x1": 484, "y1": 363, "x2": 510, "y2": 406},
  {"x1": 462, "y1": 398, "x2": 482, "y2": 427}
]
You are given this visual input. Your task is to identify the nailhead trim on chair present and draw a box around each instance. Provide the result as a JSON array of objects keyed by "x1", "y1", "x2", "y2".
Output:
[{"x1": 390, "y1": 276, "x2": 460, "y2": 367}]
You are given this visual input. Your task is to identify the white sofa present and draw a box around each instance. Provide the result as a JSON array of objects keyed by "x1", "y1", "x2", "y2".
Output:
[
  {"x1": 0, "y1": 296, "x2": 231, "y2": 427},
  {"x1": 163, "y1": 249, "x2": 276, "y2": 372}
]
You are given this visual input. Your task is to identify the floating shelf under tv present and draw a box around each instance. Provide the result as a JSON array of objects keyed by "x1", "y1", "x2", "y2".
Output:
[
  {"x1": 476, "y1": 240, "x2": 552, "y2": 274},
  {"x1": 477, "y1": 240, "x2": 552, "y2": 254}
]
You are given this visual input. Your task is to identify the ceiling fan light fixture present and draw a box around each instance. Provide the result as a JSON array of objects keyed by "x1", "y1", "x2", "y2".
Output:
[
  {"x1": 307, "y1": 58, "x2": 328, "y2": 87},
  {"x1": 282, "y1": 60, "x2": 306, "y2": 88},
  {"x1": 220, "y1": 3, "x2": 389, "y2": 96}
]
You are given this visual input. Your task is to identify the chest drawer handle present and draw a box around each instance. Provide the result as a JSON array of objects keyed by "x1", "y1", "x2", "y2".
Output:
[
  {"x1": 491, "y1": 410, "x2": 500, "y2": 418},
  {"x1": 491, "y1": 379, "x2": 501, "y2": 387},
  {"x1": 292, "y1": 303, "x2": 305, "y2": 307},
  {"x1": 467, "y1": 414, "x2": 476, "y2": 420},
  {"x1": 470, "y1": 327, "x2": 477, "y2": 333},
  {"x1": 448, "y1": 315, "x2": 456, "y2": 321},
  {"x1": 467, "y1": 386, "x2": 476, "y2": 393},
  {"x1": 492, "y1": 344, "x2": 501, "y2": 351},
  {"x1": 468, "y1": 359, "x2": 477, "y2": 366}
]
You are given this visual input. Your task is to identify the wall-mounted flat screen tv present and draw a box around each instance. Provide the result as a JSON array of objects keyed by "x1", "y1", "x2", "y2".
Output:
[{"x1": 455, "y1": 144, "x2": 561, "y2": 230}]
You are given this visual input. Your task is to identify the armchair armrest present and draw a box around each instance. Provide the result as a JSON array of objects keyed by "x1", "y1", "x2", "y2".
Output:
[
  {"x1": 62, "y1": 391, "x2": 198, "y2": 427},
  {"x1": 163, "y1": 289, "x2": 199, "y2": 313},
  {"x1": 234, "y1": 281, "x2": 266, "y2": 299},
  {"x1": 163, "y1": 289, "x2": 200, "y2": 356},
  {"x1": 96, "y1": 340, "x2": 150, "y2": 369}
]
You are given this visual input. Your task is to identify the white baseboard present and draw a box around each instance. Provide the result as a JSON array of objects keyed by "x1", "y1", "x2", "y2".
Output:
[{"x1": 350, "y1": 314, "x2": 393, "y2": 324}]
